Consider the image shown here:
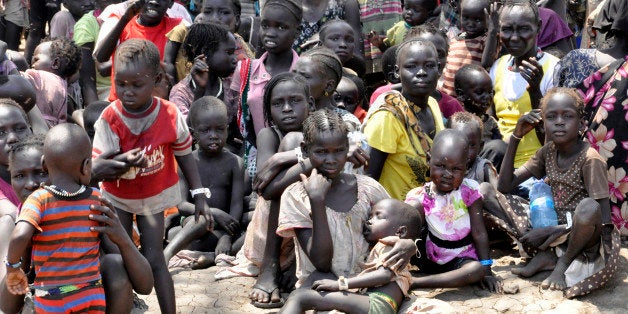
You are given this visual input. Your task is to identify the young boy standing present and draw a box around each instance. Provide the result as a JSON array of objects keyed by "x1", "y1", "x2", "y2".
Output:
[
  {"x1": 5, "y1": 123, "x2": 106, "y2": 313},
  {"x1": 92, "y1": 39, "x2": 211, "y2": 314}
]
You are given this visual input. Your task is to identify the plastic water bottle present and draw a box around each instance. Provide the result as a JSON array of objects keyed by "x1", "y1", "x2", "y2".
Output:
[{"x1": 528, "y1": 179, "x2": 558, "y2": 228}]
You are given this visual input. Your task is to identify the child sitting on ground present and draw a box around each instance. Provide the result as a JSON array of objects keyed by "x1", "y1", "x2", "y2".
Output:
[
  {"x1": 5, "y1": 123, "x2": 106, "y2": 313},
  {"x1": 497, "y1": 88, "x2": 614, "y2": 292},
  {"x1": 280, "y1": 198, "x2": 421, "y2": 314},
  {"x1": 368, "y1": 0, "x2": 438, "y2": 52},
  {"x1": 164, "y1": 96, "x2": 245, "y2": 266},
  {"x1": 405, "y1": 129, "x2": 502, "y2": 292}
]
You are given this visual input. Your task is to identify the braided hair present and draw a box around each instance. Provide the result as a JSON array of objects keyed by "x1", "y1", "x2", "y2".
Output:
[
  {"x1": 302, "y1": 46, "x2": 343, "y2": 88},
  {"x1": 262, "y1": 0, "x2": 302, "y2": 23},
  {"x1": 395, "y1": 38, "x2": 438, "y2": 66},
  {"x1": 263, "y1": 72, "x2": 311, "y2": 127},
  {"x1": 184, "y1": 22, "x2": 231, "y2": 63},
  {"x1": 46, "y1": 37, "x2": 82, "y2": 79},
  {"x1": 115, "y1": 39, "x2": 161, "y2": 74},
  {"x1": 302, "y1": 109, "x2": 348, "y2": 149},
  {"x1": 448, "y1": 111, "x2": 484, "y2": 133}
]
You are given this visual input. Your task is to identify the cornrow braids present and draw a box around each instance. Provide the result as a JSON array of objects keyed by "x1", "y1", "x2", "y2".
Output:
[
  {"x1": 0, "y1": 98, "x2": 28, "y2": 122},
  {"x1": 46, "y1": 37, "x2": 82, "y2": 79},
  {"x1": 263, "y1": 0, "x2": 302, "y2": 23},
  {"x1": 448, "y1": 111, "x2": 484, "y2": 132},
  {"x1": 501, "y1": 0, "x2": 540, "y2": 23},
  {"x1": 540, "y1": 87, "x2": 585, "y2": 118},
  {"x1": 302, "y1": 46, "x2": 343, "y2": 88},
  {"x1": 319, "y1": 19, "x2": 353, "y2": 41},
  {"x1": 184, "y1": 22, "x2": 231, "y2": 63},
  {"x1": 189, "y1": 96, "x2": 228, "y2": 128},
  {"x1": 9, "y1": 134, "x2": 45, "y2": 168},
  {"x1": 303, "y1": 108, "x2": 348, "y2": 148},
  {"x1": 115, "y1": 39, "x2": 161, "y2": 74},
  {"x1": 263, "y1": 72, "x2": 311, "y2": 127}
]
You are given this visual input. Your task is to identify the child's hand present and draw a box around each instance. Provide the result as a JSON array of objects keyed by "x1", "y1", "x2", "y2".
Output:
[
  {"x1": 311, "y1": 279, "x2": 340, "y2": 292},
  {"x1": 519, "y1": 58, "x2": 544, "y2": 97},
  {"x1": 89, "y1": 197, "x2": 128, "y2": 246},
  {"x1": 5, "y1": 268, "x2": 29, "y2": 295},
  {"x1": 513, "y1": 109, "x2": 542, "y2": 139},
  {"x1": 113, "y1": 147, "x2": 148, "y2": 168},
  {"x1": 194, "y1": 197, "x2": 214, "y2": 232},
  {"x1": 124, "y1": 0, "x2": 145, "y2": 19},
  {"x1": 367, "y1": 31, "x2": 384, "y2": 47},
  {"x1": 485, "y1": 1, "x2": 500, "y2": 33},
  {"x1": 481, "y1": 273, "x2": 503, "y2": 293},
  {"x1": 347, "y1": 146, "x2": 369, "y2": 168},
  {"x1": 380, "y1": 236, "x2": 416, "y2": 271},
  {"x1": 299, "y1": 168, "x2": 331, "y2": 203},
  {"x1": 520, "y1": 225, "x2": 566, "y2": 250},
  {"x1": 190, "y1": 54, "x2": 209, "y2": 90},
  {"x1": 213, "y1": 210, "x2": 240, "y2": 236}
]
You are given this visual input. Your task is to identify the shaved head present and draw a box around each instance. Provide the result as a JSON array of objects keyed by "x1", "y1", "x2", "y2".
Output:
[{"x1": 44, "y1": 123, "x2": 92, "y2": 177}]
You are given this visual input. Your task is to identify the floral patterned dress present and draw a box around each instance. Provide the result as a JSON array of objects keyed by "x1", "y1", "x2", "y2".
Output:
[
  {"x1": 405, "y1": 178, "x2": 482, "y2": 265},
  {"x1": 293, "y1": 0, "x2": 345, "y2": 53},
  {"x1": 578, "y1": 55, "x2": 628, "y2": 236}
]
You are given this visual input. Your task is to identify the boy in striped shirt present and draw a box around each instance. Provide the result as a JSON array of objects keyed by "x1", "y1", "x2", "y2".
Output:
[{"x1": 5, "y1": 124, "x2": 106, "y2": 313}]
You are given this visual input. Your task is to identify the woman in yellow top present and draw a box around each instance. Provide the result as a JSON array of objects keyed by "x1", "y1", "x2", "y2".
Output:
[
  {"x1": 364, "y1": 39, "x2": 444, "y2": 200},
  {"x1": 485, "y1": 0, "x2": 559, "y2": 169}
]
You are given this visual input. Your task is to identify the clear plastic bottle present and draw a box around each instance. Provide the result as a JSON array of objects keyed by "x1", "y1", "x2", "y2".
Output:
[{"x1": 528, "y1": 179, "x2": 558, "y2": 228}]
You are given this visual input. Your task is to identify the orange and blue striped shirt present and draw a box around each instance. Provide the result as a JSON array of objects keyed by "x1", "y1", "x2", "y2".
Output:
[{"x1": 17, "y1": 188, "x2": 102, "y2": 289}]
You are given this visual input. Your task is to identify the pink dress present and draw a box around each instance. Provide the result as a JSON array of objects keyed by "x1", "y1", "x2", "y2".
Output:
[{"x1": 405, "y1": 178, "x2": 481, "y2": 265}]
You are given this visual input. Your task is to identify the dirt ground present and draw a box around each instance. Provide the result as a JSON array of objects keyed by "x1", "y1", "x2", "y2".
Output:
[{"x1": 132, "y1": 240, "x2": 628, "y2": 313}]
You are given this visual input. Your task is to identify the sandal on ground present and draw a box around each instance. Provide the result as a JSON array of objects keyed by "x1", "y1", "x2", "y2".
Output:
[{"x1": 250, "y1": 285, "x2": 285, "y2": 309}]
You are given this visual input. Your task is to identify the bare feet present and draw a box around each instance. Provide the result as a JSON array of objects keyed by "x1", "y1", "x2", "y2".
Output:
[
  {"x1": 511, "y1": 251, "x2": 556, "y2": 277},
  {"x1": 541, "y1": 266, "x2": 567, "y2": 290},
  {"x1": 191, "y1": 252, "x2": 215, "y2": 270}
]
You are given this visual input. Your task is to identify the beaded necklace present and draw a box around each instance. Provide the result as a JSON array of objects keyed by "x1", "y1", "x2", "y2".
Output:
[{"x1": 43, "y1": 185, "x2": 87, "y2": 198}]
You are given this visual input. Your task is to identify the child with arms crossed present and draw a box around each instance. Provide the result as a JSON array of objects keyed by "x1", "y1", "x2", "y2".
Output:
[
  {"x1": 91, "y1": 39, "x2": 211, "y2": 314},
  {"x1": 405, "y1": 129, "x2": 502, "y2": 292},
  {"x1": 280, "y1": 199, "x2": 422, "y2": 314}
]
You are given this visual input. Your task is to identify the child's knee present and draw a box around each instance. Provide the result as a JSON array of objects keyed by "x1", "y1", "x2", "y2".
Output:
[{"x1": 574, "y1": 198, "x2": 601, "y2": 224}]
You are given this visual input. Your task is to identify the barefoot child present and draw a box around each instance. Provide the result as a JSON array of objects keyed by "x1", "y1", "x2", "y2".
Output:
[
  {"x1": 6, "y1": 124, "x2": 106, "y2": 313},
  {"x1": 280, "y1": 199, "x2": 421, "y2": 314},
  {"x1": 497, "y1": 88, "x2": 613, "y2": 291},
  {"x1": 164, "y1": 96, "x2": 245, "y2": 264},
  {"x1": 92, "y1": 39, "x2": 211, "y2": 314},
  {"x1": 405, "y1": 129, "x2": 502, "y2": 292},
  {"x1": 244, "y1": 72, "x2": 313, "y2": 308}
]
